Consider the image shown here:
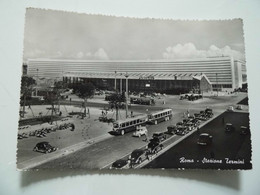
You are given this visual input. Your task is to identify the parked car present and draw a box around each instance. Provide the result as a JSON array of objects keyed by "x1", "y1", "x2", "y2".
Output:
[
  {"x1": 133, "y1": 126, "x2": 148, "y2": 137},
  {"x1": 129, "y1": 149, "x2": 149, "y2": 165},
  {"x1": 225, "y1": 123, "x2": 235, "y2": 132},
  {"x1": 205, "y1": 108, "x2": 213, "y2": 118},
  {"x1": 148, "y1": 140, "x2": 163, "y2": 154},
  {"x1": 185, "y1": 122, "x2": 196, "y2": 131},
  {"x1": 152, "y1": 132, "x2": 166, "y2": 142},
  {"x1": 236, "y1": 105, "x2": 243, "y2": 110},
  {"x1": 227, "y1": 106, "x2": 234, "y2": 112},
  {"x1": 176, "y1": 121, "x2": 184, "y2": 127},
  {"x1": 183, "y1": 118, "x2": 191, "y2": 125},
  {"x1": 33, "y1": 142, "x2": 57, "y2": 153},
  {"x1": 111, "y1": 159, "x2": 131, "y2": 169},
  {"x1": 167, "y1": 125, "x2": 177, "y2": 134},
  {"x1": 175, "y1": 126, "x2": 188, "y2": 136},
  {"x1": 240, "y1": 126, "x2": 249, "y2": 135},
  {"x1": 197, "y1": 133, "x2": 213, "y2": 145}
]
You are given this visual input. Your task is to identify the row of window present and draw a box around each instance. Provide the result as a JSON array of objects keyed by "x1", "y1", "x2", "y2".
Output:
[
  {"x1": 119, "y1": 118, "x2": 147, "y2": 128},
  {"x1": 212, "y1": 84, "x2": 232, "y2": 88},
  {"x1": 150, "y1": 110, "x2": 172, "y2": 119}
]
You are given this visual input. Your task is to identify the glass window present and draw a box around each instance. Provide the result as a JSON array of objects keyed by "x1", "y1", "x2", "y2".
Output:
[
  {"x1": 126, "y1": 122, "x2": 129, "y2": 126},
  {"x1": 122, "y1": 123, "x2": 125, "y2": 127}
]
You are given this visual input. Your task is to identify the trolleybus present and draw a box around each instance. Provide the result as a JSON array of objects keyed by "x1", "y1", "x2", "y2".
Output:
[
  {"x1": 147, "y1": 108, "x2": 173, "y2": 125},
  {"x1": 112, "y1": 114, "x2": 147, "y2": 135}
]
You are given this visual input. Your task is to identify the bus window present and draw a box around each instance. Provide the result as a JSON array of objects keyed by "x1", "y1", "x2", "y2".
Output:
[
  {"x1": 130, "y1": 121, "x2": 133, "y2": 125},
  {"x1": 137, "y1": 119, "x2": 140, "y2": 123},
  {"x1": 126, "y1": 122, "x2": 129, "y2": 127},
  {"x1": 133, "y1": 120, "x2": 136, "y2": 125},
  {"x1": 122, "y1": 123, "x2": 125, "y2": 128}
]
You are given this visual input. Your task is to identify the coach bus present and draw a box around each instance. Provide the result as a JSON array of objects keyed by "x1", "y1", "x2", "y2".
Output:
[
  {"x1": 112, "y1": 114, "x2": 148, "y2": 135},
  {"x1": 147, "y1": 108, "x2": 173, "y2": 125}
]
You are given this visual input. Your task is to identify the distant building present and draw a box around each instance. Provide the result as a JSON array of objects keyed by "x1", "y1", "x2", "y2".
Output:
[{"x1": 26, "y1": 56, "x2": 246, "y2": 93}]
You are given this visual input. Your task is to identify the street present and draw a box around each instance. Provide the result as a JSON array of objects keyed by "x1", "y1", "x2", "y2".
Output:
[{"x1": 15, "y1": 93, "x2": 249, "y2": 169}]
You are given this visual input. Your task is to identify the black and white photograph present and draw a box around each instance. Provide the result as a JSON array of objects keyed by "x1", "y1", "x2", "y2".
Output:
[{"x1": 17, "y1": 8, "x2": 251, "y2": 170}]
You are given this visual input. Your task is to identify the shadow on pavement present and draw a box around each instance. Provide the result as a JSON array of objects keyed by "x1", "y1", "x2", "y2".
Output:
[{"x1": 20, "y1": 168, "x2": 240, "y2": 190}]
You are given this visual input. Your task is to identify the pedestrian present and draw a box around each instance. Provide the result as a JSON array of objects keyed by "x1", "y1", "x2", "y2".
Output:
[
  {"x1": 197, "y1": 126, "x2": 200, "y2": 134},
  {"x1": 88, "y1": 108, "x2": 90, "y2": 118},
  {"x1": 101, "y1": 110, "x2": 104, "y2": 116},
  {"x1": 131, "y1": 111, "x2": 133, "y2": 117}
]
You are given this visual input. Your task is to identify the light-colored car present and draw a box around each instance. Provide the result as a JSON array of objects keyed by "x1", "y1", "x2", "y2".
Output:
[
  {"x1": 236, "y1": 105, "x2": 243, "y2": 110},
  {"x1": 227, "y1": 106, "x2": 234, "y2": 112},
  {"x1": 133, "y1": 126, "x2": 148, "y2": 137}
]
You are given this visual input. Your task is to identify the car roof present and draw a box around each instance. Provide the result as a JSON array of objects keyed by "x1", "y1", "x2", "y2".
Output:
[
  {"x1": 200, "y1": 133, "x2": 210, "y2": 136},
  {"x1": 226, "y1": 123, "x2": 232, "y2": 125}
]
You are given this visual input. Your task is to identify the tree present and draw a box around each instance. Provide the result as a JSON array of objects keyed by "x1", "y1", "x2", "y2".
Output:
[
  {"x1": 77, "y1": 82, "x2": 95, "y2": 117},
  {"x1": 108, "y1": 92, "x2": 126, "y2": 120},
  {"x1": 20, "y1": 76, "x2": 36, "y2": 117}
]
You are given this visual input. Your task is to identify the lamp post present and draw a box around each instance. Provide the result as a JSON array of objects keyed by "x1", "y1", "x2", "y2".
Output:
[
  {"x1": 36, "y1": 68, "x2": 39, "y2": 96},
  {"x1": 114, "y1": 71, "x2": 117, "y2": 92},
  {"x1": 125, "y1": 72, "x2": 129, "y2": 118},
  {"x1": 120, "y1": 73, "x2": 122, "y2": 94},
  {"x1": 216, "y1": 73, "x2": 218, "y2": 96}
]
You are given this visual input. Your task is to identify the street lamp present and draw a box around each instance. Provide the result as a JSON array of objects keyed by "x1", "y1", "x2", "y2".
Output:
[
  {"x1": 125, "y1": 72, "x2": 129, "y2": 118},
  {"x1": 216, "y1": 73, "x2": 218, "y2": 96},
  {"x1": 115, "y1": 71, "x2": 117, "y2": 92},
  {"x1": 120, "y1": 73, "x2": 122, "y2": 94},
  {"x1": 36, "y1": 68, "x2": 39, "y2": 96}
]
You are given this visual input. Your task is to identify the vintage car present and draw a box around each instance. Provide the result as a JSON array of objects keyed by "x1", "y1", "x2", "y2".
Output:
[
  {"x1": 129, "y1": 149, "x2": 149, "y2": 165},
  {"x1": 133, "y1": 126, "x2": 148, "y2": 137},
  {"x1": 147, "y1": 140, "x2": 163, "y2": 154},
  {"x1": 197, "y1": 133, "x2": 213, "y2": 146},
  {"x1": 33, "y1": 142, "x2": 57, "y2": 153},
  {"x1": 225, "y1": 123, "x2": 235, "y2": 132},
  {"x1": 152, "y1": 132, "x2": 166, "y2": 142},
  {"x1": 111, "y1": 159, "x2": 131, "y2": 169},
  {"x1": 240, "y1": 126, "x2": 249, "y2": 135}
]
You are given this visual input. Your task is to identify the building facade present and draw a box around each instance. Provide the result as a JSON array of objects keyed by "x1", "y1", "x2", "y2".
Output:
[{"x1": 26, "y1": 56, "x2": 246, "y2": 92}]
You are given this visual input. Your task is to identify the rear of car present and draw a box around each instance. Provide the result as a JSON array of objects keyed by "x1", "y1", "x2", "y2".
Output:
[
  {"x1": 130, "y1": 149, "x2": 148, "y2": 165},
  {"x1": 197, "y1": 133, "x2": 212, "y2": 145},
  {"x1": 152, "y1": 132, "x2": 166, "y2": 142}
]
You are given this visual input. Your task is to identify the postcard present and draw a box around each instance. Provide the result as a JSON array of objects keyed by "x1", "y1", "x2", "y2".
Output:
[{"x1": 17, "y1": 8, "x2": 251, "y2": 170}]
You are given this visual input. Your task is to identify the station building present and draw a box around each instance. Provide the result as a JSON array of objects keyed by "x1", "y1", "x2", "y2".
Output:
[{"x1": 26, "y1": 56, "x2": 246, "y2": 94}]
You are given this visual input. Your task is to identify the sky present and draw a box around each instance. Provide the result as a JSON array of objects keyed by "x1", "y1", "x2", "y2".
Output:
[{"x1": 23, "y1": 8, "x2": 246, "y2": 62}]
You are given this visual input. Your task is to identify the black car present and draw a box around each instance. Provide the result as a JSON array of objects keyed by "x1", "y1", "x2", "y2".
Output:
[
  {"x1": 130, "y1": 149, "x2": 149, "y2": 165},
  {"x1": 33, "y1": 142, "x2": 57, "y2": 153},
  {"x1": 240, "y1": 126, "x2": 249, "y2": 135},
  {"x1": 111, "y1": 159, "x2": 131, "y2": 169},
  {"x1": 225, "y1": 123, "x2": 235, "y2": 132},
  {"x1": 167, "y1": 125, "x2": 177, "y2": 134},
  {"x1": 152, "y1": 132, "x2": 166, "y2": 142},
  {"x1": 176, "y1": 121, "x2": 184, "y2": 127},
  {"x1": 175, "y1": 126, "x2": 188, "y2": 136},
  {"x1": 148, "y1": 140, "x2": 163, "y2": 154},
  {"x1": 205, "y1": 108, "x2": 213, "y2": 118},
  {"x1": 197, "y1": 133, "x2": 213, "y2": 145}
]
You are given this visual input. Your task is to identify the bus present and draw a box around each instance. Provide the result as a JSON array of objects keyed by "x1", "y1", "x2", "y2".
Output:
[
  {"x1": 147, "y1": 108, "x2": 173, "y2": 125},
  {"x1": 112, "y1": 114, "x2": 148, "y2": 135}
]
